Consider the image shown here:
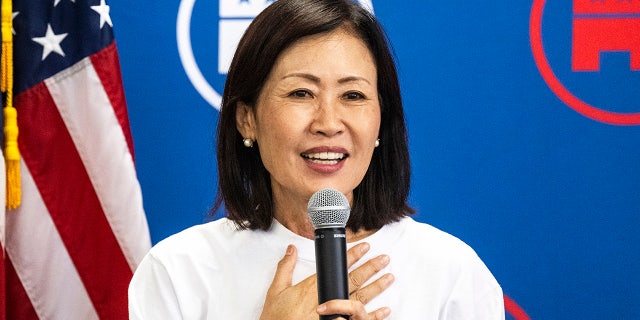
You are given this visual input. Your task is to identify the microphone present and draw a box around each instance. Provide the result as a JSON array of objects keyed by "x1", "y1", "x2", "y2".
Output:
[{"x1": 307, "y1": 188, "x2": 351, "y2": 320}]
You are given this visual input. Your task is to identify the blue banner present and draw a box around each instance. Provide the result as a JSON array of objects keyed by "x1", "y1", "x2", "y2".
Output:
[{"x1": 111, "y1": 1, "x2": 640, "y2": 318}]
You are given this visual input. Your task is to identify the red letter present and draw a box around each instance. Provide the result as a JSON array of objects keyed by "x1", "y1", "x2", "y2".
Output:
[{"x1": 572, "y1": 0, "x2": 640, "y2": 71}]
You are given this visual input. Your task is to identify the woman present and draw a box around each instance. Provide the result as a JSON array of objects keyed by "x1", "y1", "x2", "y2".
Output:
[{"x1": 128, "y1": 0, "x2": 505, "y2": 319}]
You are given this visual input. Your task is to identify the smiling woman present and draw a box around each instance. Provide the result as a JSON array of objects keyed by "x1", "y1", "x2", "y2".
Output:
[
  {"x1": 234, "y1": 28, "x2": 382, "y2": 238},
  {"x1": 128, "y1": 0, "x2": 505, "y2": 319},
  {"x1": 216, "y1": 1, "x2": 413, "y2": 235}
]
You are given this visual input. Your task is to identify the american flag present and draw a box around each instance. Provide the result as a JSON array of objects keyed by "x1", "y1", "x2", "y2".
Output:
[{"x1": 1, "y1": 0, "x2": 151, "y2": 318}]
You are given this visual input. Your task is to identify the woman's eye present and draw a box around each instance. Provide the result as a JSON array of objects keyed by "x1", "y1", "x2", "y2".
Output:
[
  {"x1": 289, "y1": 90, "x2": 312, "y2": 98},
  {"x1": 343, "y1": 91, "x2": 365, "y2": 100}
]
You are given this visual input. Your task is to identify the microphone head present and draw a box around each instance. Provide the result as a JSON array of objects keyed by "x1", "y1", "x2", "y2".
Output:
[{"x1": 307, "y1": 188, "x2": 351, "y2": 229}]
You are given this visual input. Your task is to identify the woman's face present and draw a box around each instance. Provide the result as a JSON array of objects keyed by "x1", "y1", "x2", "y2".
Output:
[{"x1": 236, "y1": 28, "x2": 380, "y2": 208}]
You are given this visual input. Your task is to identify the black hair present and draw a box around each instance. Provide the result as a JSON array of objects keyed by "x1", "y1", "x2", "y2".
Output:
[{"x1": 212, "y1": 0, "x2": 414, "y2": 231}]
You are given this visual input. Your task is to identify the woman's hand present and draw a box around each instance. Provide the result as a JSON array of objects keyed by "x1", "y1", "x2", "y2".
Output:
[{"x1": 259, "y1": 243, "x2": 394, "y2": 320}]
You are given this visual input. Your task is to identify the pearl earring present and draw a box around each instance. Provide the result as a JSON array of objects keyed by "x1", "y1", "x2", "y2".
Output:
[
  {"x1": 243, "y1": 138, "x2": 254, "y2": 148},
  {"x1": 374, "y1": 139, "x2": 380, "y2": 147}
]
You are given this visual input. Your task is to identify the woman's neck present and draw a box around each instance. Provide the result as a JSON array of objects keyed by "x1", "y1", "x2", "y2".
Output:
[
  {"x1": 271, "y1": 188, "x2": 378, "y2": 242},
  {"x1": 274, "y1": 211, "x2": 377, "y2": 242}
]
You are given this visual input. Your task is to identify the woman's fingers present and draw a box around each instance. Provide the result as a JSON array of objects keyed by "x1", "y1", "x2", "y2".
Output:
[
  {"x1": 350, "y1": 273, "x2": 394, "y2": 305},
  {"x1": 370, "y1": 307, "x2": 392, "y2": 320},
  {"x1": 265, "y1": 244, "x2": 298, "y2": 296},
  {"x1": 337, "y1": 243, "x2": 394, "y2": 318},
  {"x1": 260, "y1": 245, "x2": 319, "y2": 319},
  {"x1": 346, "y1": 242, "x2": 371, "y2": 267},
  {"x1": 348, "y1": 254, "x2": 391, "y2": 293},
  {"x1": 345, "y1": 242, "x2": 394, "y2": 305},
  {"x1": 263, "y1": 244, "x2": 394, "y2": 320},
  {"x1": 317, "y1": 300, "x2": 391, "y2": 320}
]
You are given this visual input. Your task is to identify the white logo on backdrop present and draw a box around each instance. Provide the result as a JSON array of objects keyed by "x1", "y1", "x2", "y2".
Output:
[{"x1": 177, "y1": 0, "x2": 374, "y2": 110}]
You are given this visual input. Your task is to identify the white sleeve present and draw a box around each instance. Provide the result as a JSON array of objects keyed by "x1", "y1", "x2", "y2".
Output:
[
  {"x1": 440, "y1": 252, "x2": 505, "y2": 320},
  {"x1": 128, "y1": 253, "x2": 184, "y2": 320}
]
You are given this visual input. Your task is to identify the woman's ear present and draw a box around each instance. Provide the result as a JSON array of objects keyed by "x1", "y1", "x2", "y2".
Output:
[{"x1": 236, "y1": 102, "x2": 256, "y2": 139}]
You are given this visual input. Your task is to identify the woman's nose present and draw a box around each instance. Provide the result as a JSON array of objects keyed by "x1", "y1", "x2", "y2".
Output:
[{"x1": 310, "y1": 98, "x2": 345, "y2": 137}]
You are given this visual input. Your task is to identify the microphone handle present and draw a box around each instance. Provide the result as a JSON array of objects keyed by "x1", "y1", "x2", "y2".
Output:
[{"x1": 315, "y1": 227, "x2": 349, "y2": 320}]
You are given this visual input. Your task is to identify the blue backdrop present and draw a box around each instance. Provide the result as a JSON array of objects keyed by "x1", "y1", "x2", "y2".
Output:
[{"x1": 110, "y1": 0, "x2": 640, "y2": 318}]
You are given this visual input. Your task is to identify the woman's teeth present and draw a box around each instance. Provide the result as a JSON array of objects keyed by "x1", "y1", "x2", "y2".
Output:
[{"x1": 302, "y1": 152, "x2": 346, "y2": 164}]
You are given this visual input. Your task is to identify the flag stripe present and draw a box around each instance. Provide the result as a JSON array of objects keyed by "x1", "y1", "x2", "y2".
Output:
[
  {"x1": 5, "y1": 256, "x2": 38, "y2": 320},
  {"x1": 16, "y1": 78, "x2": 131, "y2": 319},
  {"x1": 91, "y1": 43, "x2": 136, "y2": 159},
  {"x1": 46, "y1": 52, "x2": 150, "y2": 272},
  {"x1": 6, "y1": 161, "x2": 97, "y2": 319}
]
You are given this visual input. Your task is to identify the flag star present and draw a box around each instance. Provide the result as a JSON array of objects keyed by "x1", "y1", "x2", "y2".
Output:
[
  {"x1": 12, "y1": 12, "x2": 19, "y2": 35},
  {"x1": 32, "y1": 24, "x2": 68, "y2": 60},
  {"x1": 54, "y1": 0, "x2": 76, "y2": 7},
  {"x1": 91, "y1": 0, "x2": 113, "y2": 29}
]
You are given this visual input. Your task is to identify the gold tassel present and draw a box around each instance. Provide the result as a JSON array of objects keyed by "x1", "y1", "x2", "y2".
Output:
[{"x1": 2, "y1": 0, "x2": 20, "y2": 209}]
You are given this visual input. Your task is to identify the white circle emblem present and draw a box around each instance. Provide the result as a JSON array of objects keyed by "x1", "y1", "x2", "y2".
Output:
[{"x1": 176, "y1": 0, "x2": 375, "y2": 110}]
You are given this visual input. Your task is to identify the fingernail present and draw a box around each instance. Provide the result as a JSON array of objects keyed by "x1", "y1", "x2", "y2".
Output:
[
  {"x1": 360, "y1": 242, "x2": 370, "y2": 254},
  {"x1": 382, "y1": 274, "x2": 395, "y2": 286},
  {"x1": 378, "y1": 254, "x2": 390, "y2": 265},
  {"x1": 317, "y1": 304, "x2": 326, "y2": 313},
  {"x1": 286, "y1": 244, "x2": 294, "y2": 256},
  {"x1": 377, "y1": 307, "x2": 391, "y2": 318}
]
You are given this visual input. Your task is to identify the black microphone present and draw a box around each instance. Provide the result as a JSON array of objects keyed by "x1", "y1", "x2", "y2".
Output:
[{"x1": 307, "y1": 188, "x2": 351, "y2": 320}]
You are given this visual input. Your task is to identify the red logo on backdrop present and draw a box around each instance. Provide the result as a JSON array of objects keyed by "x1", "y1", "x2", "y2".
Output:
[
  {"x1": 504, "y1": 295, "x2": 530, "y2": 320},
  {"x1": 572, "y1": 0, "x2": 640, "y2": 71},
  {"x1": 530, "y1": 0, "x2": 640, "y2": 125}
]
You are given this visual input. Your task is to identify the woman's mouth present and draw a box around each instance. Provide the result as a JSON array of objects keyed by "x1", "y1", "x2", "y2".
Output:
[{"x1": 301, "y1": 152, "x2": 347, "y2": 165}]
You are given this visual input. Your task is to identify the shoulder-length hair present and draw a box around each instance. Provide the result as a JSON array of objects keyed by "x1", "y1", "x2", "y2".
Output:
[{"x1": 212, "y1": 0, "x2": 414, "y2": 231}]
